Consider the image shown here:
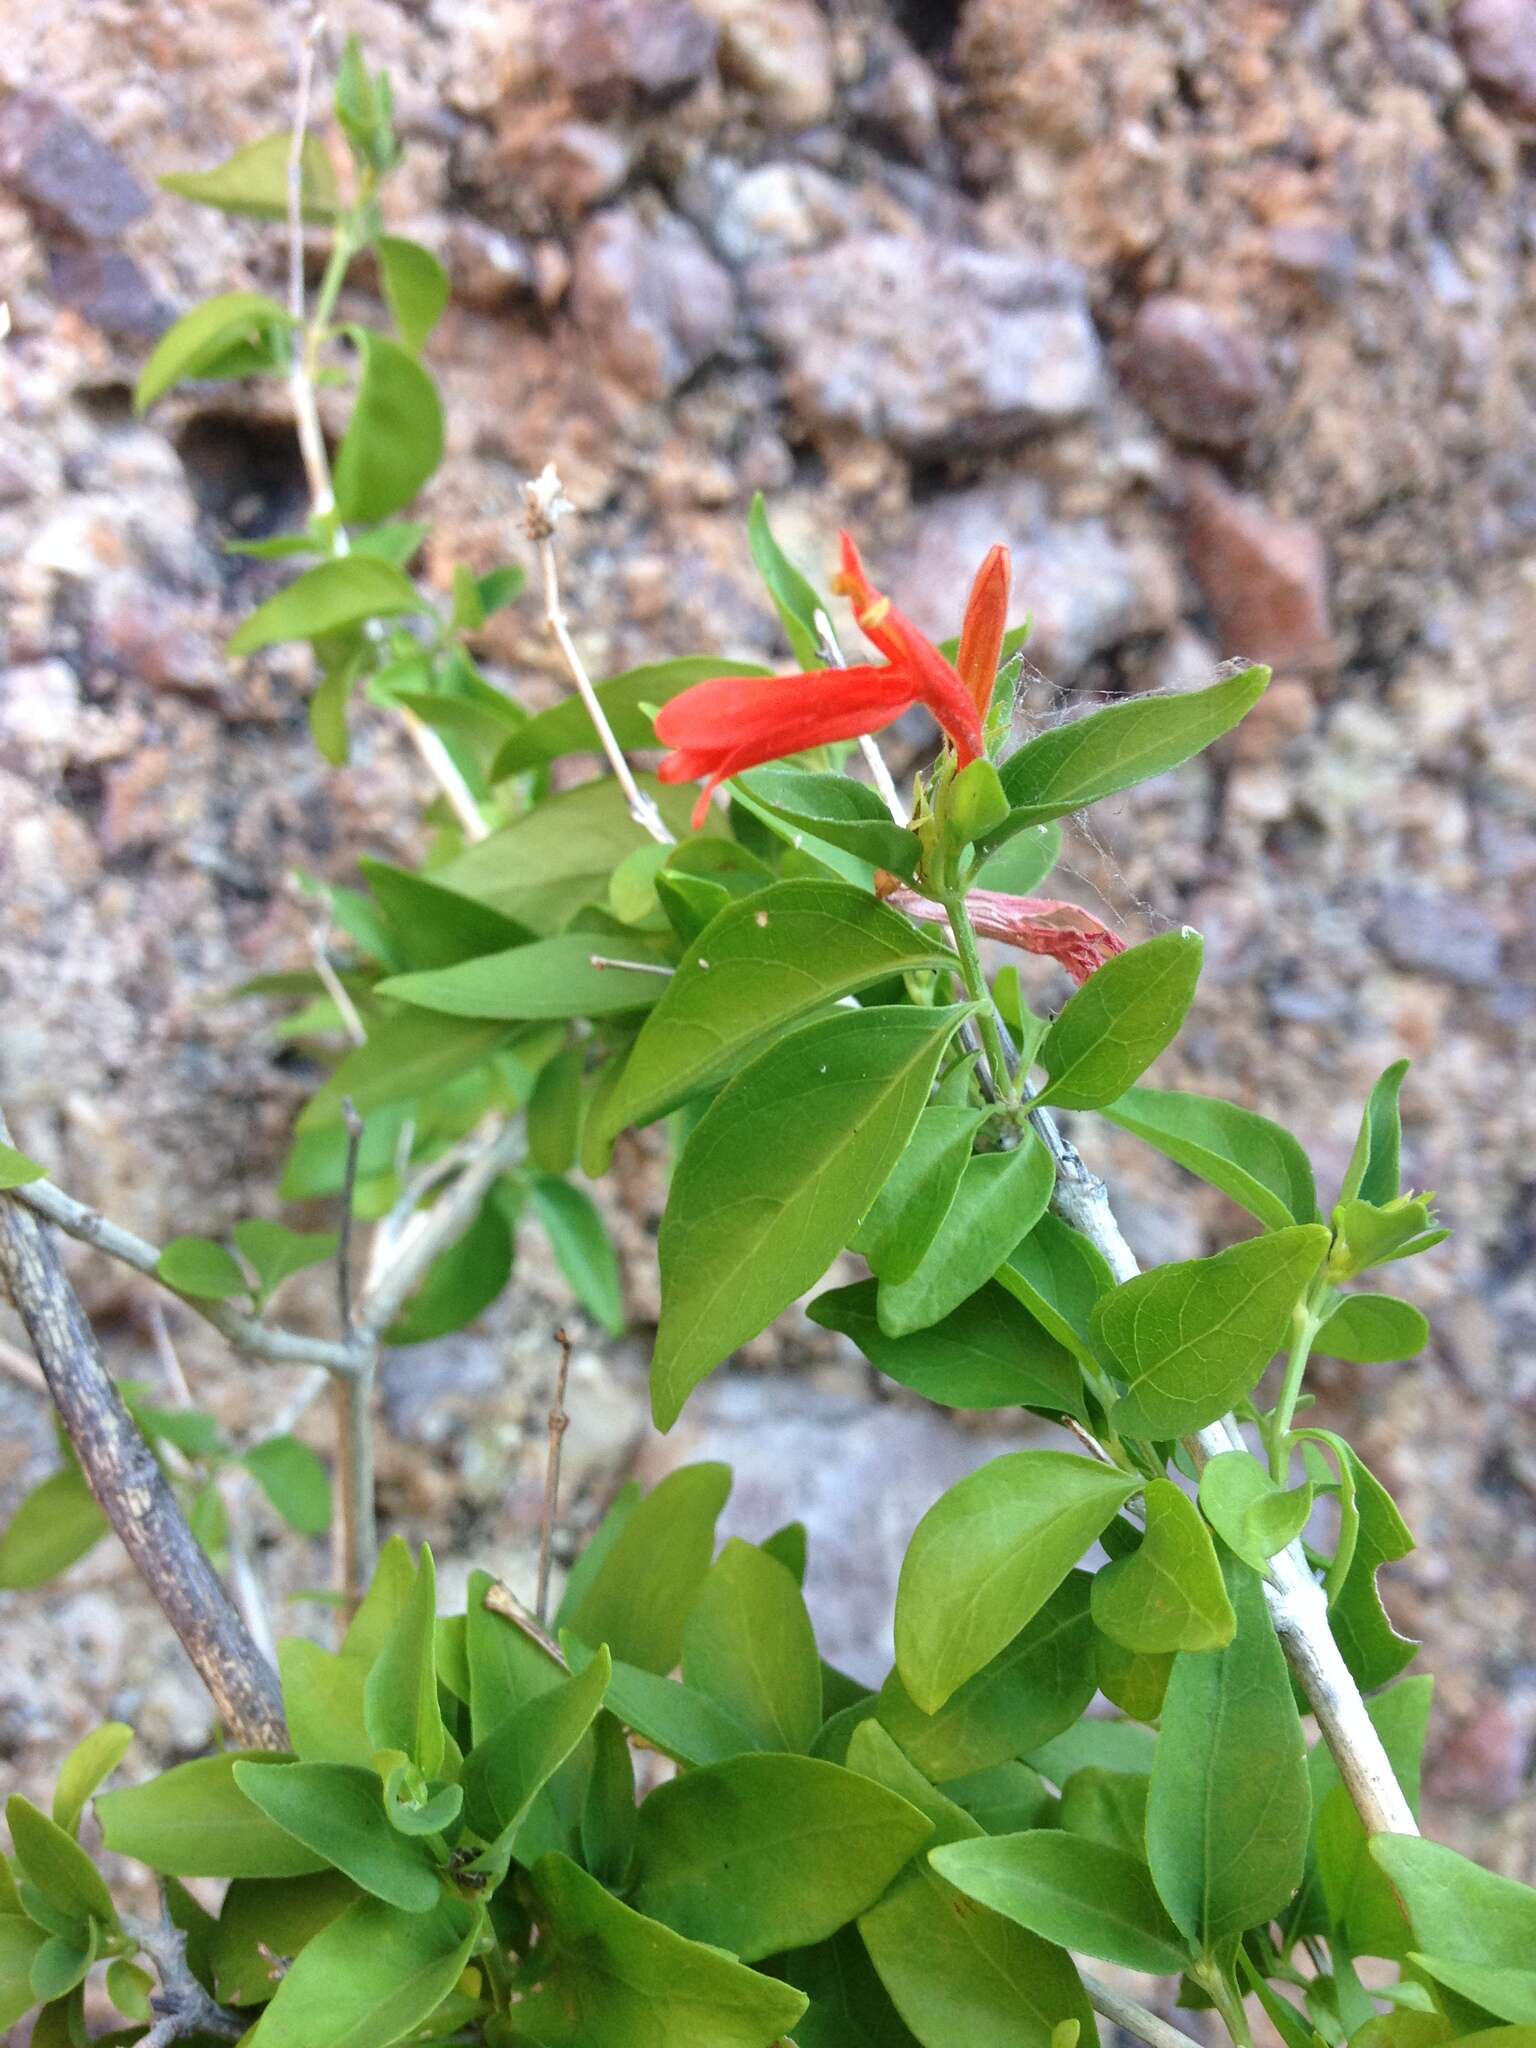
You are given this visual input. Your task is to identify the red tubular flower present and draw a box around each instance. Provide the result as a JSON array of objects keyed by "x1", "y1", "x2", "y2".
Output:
[
  {"x1": 831, "y1": 533, "x2": 986, "y2": 766},
  {"x1": 654, "y1": 531, "x2": 992, "y2": 827},
  {"x1": 955, "y1": 544, "x2": 1011, "y2": 719},
  {"x1": 655, "y1": 664, "x2": 919, "y2": 829},
  {"x1": 878, "y1": 878, "x2": 1126, "y2": 986}
]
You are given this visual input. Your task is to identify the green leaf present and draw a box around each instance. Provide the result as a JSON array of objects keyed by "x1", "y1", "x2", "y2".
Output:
[
  {"x1": 809, "y1": 1277, "x2": 1084, "y2": 1418},
  {"x1": 627, "y1": 1753, "x2": 933, "y2": 1962},
  {"x1": 1033, "y1": 931, "x2": 1203, "y2": 1111},
  {"x1": 0, "y1": 1140, "x2": 45, "y2": 1188},
  {"x1": 561, "y1": 1463, "x2": 731, "y2": 1675},
  {"x1": 51, "y1": 1724, "x2": 133, "y2": 1838},
  {"x1": 246, "y1": 1893, "x2": 479, "y2": 2048},
  {"x1": 231, "y1": 1763, "x2": 441, "y2": 1912},
  {"x1": 974, "y1": 824, "x2": 1062, "y2": 896},
  {"x1": 378, "y1": 929, "x2": 672, "y2": 1020},
  {"x1": 30, "y1": 1921, "x2": 97, "y2": 2003},
  {"x1": 877, "y1": 1135, "x2": 1056, "y2": 1337},
  {"x1": 531, "y1": 1175, "x2": 624, "y2": 1336},
  {"x1": 1145, "y1": 1546, "x2": 1311, "y2": 1948},
  {"x1": 365, "y1": 1547, "x2": 446, "y2": 1776},
  {"x1": 360, "y1": 858, "x2": 532, "y2": 972},
  {"x1": 1370, "y1": 1837, "x2": 1536, "y2": 2025},
  {"x1": 278, "y1": 1641, "x2": 372, "y2": 1768},
  {"x1": 333, "y1": 331, "x2": 444, "y2": 524},
  {"x1": 653, "y1": 1004, "x2": 970, "y2": 1428},
  {"x1": 240, "y1": 1436, "x2": 332, "y2": 1536},
  {"x1": 1340, "y1": 1059, "x2": 1409, "y2": 1206},
  {"x1": 748, "y1": 491, "x2": 828, "y2": 669},
  {"x1": 945, "y1": 758, "x2": 1013, "y2": 851},
  {"x1": 527, "y1": 1046, "x2": 583, "y2": 1176},
  {"x1": 736, "y1": 767, "x2": 922, "y2": 880},
  {"x1": 155, "y1": 1234, "x2": 248, "y2": 1300},
  {"x1": 1094, "y1": 1633, "x2": 1173, "y2": 1722},
  {"x1": 572, "y1": 1649, "x2": 758, "y2": 1768},
  {"x1": 160, "y1": 133, "x2": 337, "y2": 222},
  {"x1": 375, "y1": 236, "x2": 448, "y2": 354},
  {"x1": 0, "y1": 1917, "x2": 46, "y2": 2033},
  {"x1": 508, "y1": 1851, "x2": 808, "y2": 2046},
  {"x1": 945, "y1": 1762, "x2": 1059, "y2": 1837},
  {"x1": 464, "y1": 1570, "x2": 564, "y2": 1743},
  {"x1": 1312, "y1": 1677, "x2": 1432, "y2": 1960},
  {"x1": 1090, "y1": 1479, "x2": 1236, "y2": 1653},
  {"x1": 607, "y1": 879, "x2": 955, "y2": 1135},
  {"x1": 1057, "y1": 1768, "x2": 1150, "y2": 1858},
  {"x1": 209, "y1": 1871, "x2": 359, "y2": 2007},
  {"x1": 1198, "y1": 1452, "x2": 1313, "y2": 1573},
  {"x1": 6, "y1": 1796, "x2": 117, "y2": 1928},
  {"x1": 97, "y1": 1753, "x2": 330, "y2": 1878},
  {"x1": 1032, "y1": 1720, "x2": 1156, "y2": 1785},
  {"x1": 1315, "y1": 1293, "x2": 1429, "y2": 1363},
  {"x1": 681, "y1": 1539, "x2": 822, "y2": 1753},
  {"x1": 777, "y1": 1925, "x2": 923, "y2": 2048},
  {"x1": 134, "y1": 291, "x2": 290, "y2": 412},
  {"x1": 850, "y1": 1720, "x2": 1099, "y2": 2048},
  {"x1": 1099, "y1": 1085, "x2": 1318, "y2": 1229},
  {"x1": 229, "y1": 557, "x2": 422, "y2": 656},
  {"x1": 460, "y1": 1649, "x2": 612, "y2": 1868},
  {"x1": 996, "y1": 668, "x2": 1269, "y2": 827},
  {"x1": 878, "y1": 1571, "x2": 1097, "y2": 1780},
  {"x1": 0, "y1": 1466, "x2": 108, "y2": 1590},
  {"x1": 1096, "y1": 1224, "x2": 1331, "y2": 1439},
  {"x1": 895, "y1": 1452, "x2": 1140, "y2": 1713},
  {"x1": 1326, "y1": 1446, "x2": 1417, "y2": 1692},
  {"x1": 582, "y1": 1711, "x2": 638, "y2": 1889},
  {"x1": 492, "y1": 657, "x2": 770, "y2": 779},
  {"x1": 933, "y1": 1831, "x2": 1191, "y2": 1976},
  {"x1": 1332, "y1": 1194, "x2": 1447, "y2": 1276},
  {"x1": 296, "y1": 1011, "x2": 514, "y2": 1130},
  {"x1": 998, "y1": 1214, "x2": 1116, "y2": 1369},
  {"x1": 232, "y1": 1219, "x2": 338, "y2": 1306},
  {"x1": 105, "y1": 1955, "x2": 153, "y2": 2021},
  {"x1": 437, "y1": 775, "x2": 706, "y2": 932},
  {"x1": 382, "y1": 1188, "x2": 513, "y2": 1344},
  {"x1": 853, "y1": 1104, "x2": 987, "y2": 1286}
]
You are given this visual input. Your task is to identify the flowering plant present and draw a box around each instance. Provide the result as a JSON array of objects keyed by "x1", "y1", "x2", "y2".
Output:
[{"x1": 0, "y1": 38, "x2": 1527, "y2": 2048}]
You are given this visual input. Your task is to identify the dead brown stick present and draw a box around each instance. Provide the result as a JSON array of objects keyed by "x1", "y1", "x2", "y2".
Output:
[
  {"x1": 0, "y1": 1119, "x2": 287, "y2": 1749},
  {"x1": 535, "y1": 1327, "x2": 573, "y2": 1625}
]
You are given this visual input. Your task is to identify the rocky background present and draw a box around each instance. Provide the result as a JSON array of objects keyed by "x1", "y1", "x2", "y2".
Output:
[{"x1": 3, "y1": 0, "x2": 1535, "y2": 1956}]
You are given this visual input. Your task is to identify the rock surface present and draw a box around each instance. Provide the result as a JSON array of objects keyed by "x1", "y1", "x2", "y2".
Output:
[{"x1": 2, "y1": 0, "x2": 1534, "y2": 1891}]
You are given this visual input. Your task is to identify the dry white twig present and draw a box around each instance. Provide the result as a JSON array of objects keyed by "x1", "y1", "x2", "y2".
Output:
[
  {"x1": 1044, "y1": 1125, "x2": 1417, "y2": 1839},
  {"x1": 525, "y1": 464, "x2": 673, "y2": 846}
]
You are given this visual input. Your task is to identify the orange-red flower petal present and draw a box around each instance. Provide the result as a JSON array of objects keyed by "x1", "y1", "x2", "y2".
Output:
[
  {"x1": 832, "y1": 532, "x2": 985, "y2": 766},
  {"x1": 955, "y1": 544, "x2": 1011, "y2": 720}
]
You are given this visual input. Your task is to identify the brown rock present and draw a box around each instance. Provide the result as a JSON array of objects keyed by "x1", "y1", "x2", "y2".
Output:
[
  {"x1": 1182, "y1": 463, "x2": 1333, "y2": 669},
  {"x1": 1454, "y1": 0, "x2": 1536, "y2": 122},
  {"x1": 1128, "y1": 295, "x2": 1274, "y2": 450},
  {"x1": 496, "y1": 111, "x2": 632, "y2": 224},
  {"x1": 696, "y1": 0, "x2": 835, "y2": 128},
  {"x1": 748, "y1": 235, "x2": 1103, "y2": 455},
  {"x1": 538, "y1": 0, "x2": 718, "y2": 114},
  {"x1": 442, "y1": 220, "x2": 539, "y2": 310},
  {"x1": 0, "y1": 91, "x2": 150, "y2": 239},
  {"x1": 570, "y1": 205, "x2": 736, "y2": 399}
]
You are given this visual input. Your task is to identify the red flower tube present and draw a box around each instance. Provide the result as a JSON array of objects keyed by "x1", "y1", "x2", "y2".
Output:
[
  {"x1": 831, "y1": 533, "x2": 986, "y2": 766},
  {"x1": 955, "y1": 544, "x2": 1011, "y2": 720},
  {"x1": 654, "y1": 531, "x2": 993, "y2": 827},
  {"x1": 655, "y1": 663, "x2": 919, "y2": 829}
]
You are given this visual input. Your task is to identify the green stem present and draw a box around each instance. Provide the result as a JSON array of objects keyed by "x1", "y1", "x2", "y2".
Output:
[
  {"x1": 941, "y1": 891, "x2": 1018, "y2": 1108},
  {"x1": 1269, "y1": 1294, "x2": 1325, "y2": 1482}
]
